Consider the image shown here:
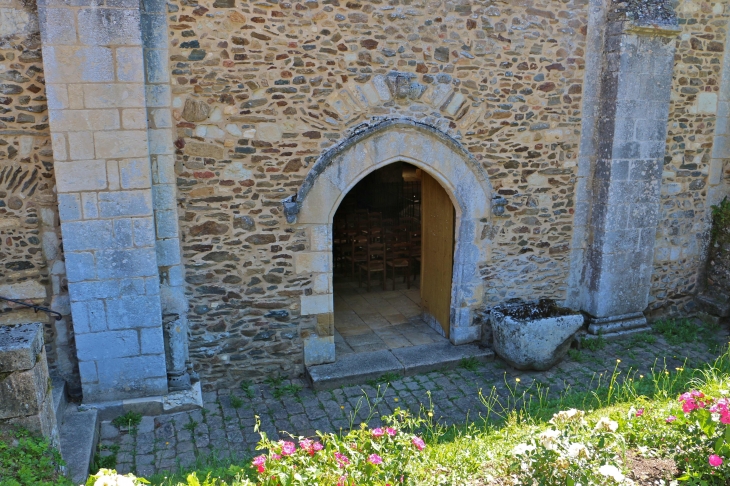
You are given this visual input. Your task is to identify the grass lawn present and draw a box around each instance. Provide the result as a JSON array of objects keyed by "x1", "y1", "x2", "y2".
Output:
[{"x1": 117, "y1": 344, "x2": 730, "y2": 486}]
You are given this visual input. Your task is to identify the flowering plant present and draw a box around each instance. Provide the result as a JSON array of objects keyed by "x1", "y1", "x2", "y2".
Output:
[
  {"x1": 250, "y1": 408, "x2": 428, "y2": 485},
  {"x1": 665, "y1": 389, "x2": 730, "y2": 482},
  {"x1": 86, "y1": 469, "x2": 150, "y2": 486},
  {"x1": 505, "y1": 409, "x2": 629, "y2": 485}
]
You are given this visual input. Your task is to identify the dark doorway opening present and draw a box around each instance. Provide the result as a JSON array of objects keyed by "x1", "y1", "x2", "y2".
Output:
[{"x1": 331, "y1": 162, "x2": 450, "y2": 356}]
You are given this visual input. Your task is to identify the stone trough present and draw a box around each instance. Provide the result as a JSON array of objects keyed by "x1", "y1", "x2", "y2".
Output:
[{"x1": 491, "y1": 300, "x2": 584, "y2": 371}]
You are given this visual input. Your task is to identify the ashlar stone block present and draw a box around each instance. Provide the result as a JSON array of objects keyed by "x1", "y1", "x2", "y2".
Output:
[{"x1": 0, "y1": 323, "x2": 44, "y2": 373}]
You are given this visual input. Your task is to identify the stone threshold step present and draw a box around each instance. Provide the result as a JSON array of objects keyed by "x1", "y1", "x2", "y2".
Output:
[
  {"x1": 60, "y1": 404, "x2": 99, "y2": 486},
  {"x1": 306, "y1": 342, "x2": 494, "y2": 390}
]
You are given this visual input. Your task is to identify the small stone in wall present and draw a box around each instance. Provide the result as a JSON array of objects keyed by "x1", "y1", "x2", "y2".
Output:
[
  {"x1": 181, "y1": 98, "x2": 210, "y2": 122},
  {"x1": 190, "y1": 221, "x2": 229, "y2": 236},
  {"x1": 245, "y1": 234, "x2": 276, "y2": 245}
]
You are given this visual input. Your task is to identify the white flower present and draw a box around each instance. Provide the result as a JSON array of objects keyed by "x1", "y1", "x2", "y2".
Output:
[
  {"x1": 94, "y1": 478, "x2": 115, "y2": 486},
  {"x1": 551, "y1": 408, "x2": 584, "y2": 424},
  {"x1": 594, "y1": 416, "x2": 619, "y2": 432},
  {"x1": 116, "y1": 476, "x2": 137, "y2": 486},
  {"x1": 598, "y1": 464, "x2": 625, "y2": 482},
  {"x1": 567, "y1": 442, "x2": 589, "y2": 459},
  {"x1": 512, "y1": 443, "x2": 535, "y2": 456},
  {"x1": 539, "y1": 429, "x2": 561, "y2": 450}
]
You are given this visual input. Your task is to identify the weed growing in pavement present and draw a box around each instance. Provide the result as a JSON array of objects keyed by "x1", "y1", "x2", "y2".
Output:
[
  {"x1": 182, "y1": 416, "x2": 199, "y2": 434},
  {"x1": 366, "y1": 371, "x2": 402, "y2": 387},
  {"x1": 91, "y1": 444, "x2": 120, "y2": 474},
  {"x1": 272, "y1": 384, "x2": 302, "y2": 400},
  {"x1": 240, "y1": 381, "x2": 255, "y2": 399},
  {"x1": 263, "y1": 376, "x2": 284, "y2": 388},
  {"x1": 627, "y1": 331, "x2": 657, "y2": 348},
  {"x1": 112, "y1": 411, "x2": 143, "y2": 434},
  {"x1": 581, "y1": 334, "x2": 606, "y2": 352},
  {"x1": 568, "y1": 349, "x2": 585, "y2": 362},
  {"x1": 653, "y1": 318, "x2": 721, "y2": 353},
  {"x1": 459, "y1": 356, "x2": 480, "y2": 371},
  {"x1": 229, "y1": 394, "x2": 244, "y2": 409}
]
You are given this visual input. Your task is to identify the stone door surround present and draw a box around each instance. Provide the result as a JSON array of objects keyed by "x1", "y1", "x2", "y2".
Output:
[{"x1": 286, "y1": 119, "x2": 495, "y2": 366}]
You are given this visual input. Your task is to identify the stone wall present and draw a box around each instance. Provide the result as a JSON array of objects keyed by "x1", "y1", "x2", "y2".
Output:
[
  {"x1": 0, "y1": 0, "x2": 76, "y2": 391},
  {"x1": 0, "y1": 323, "x2": 59, "y2": 447},
  {"x1": 167, "y1": 0, "x2": 590, "y2": 387},
  {"x1": 649, "y1": 0, "x2": 730, "y2": 317}
]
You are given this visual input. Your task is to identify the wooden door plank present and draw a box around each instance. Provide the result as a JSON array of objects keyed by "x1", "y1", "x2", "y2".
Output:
[{"x1": 420, "y1": 172, "x2": 454, "y2": 337}]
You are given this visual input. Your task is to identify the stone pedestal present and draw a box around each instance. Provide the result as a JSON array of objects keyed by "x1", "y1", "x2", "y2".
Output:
[{"x1": 0, "y1": 323, "x2": 59, "y2": 448}]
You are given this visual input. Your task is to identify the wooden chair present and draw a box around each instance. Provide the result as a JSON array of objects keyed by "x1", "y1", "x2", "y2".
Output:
[
  {"x1": 386, "y1": 241, "x2": 411, "y2": 290},
  {"x1": 358, "y1": 241, "x2": 386, "y2": 291},
  {"x1": 345, "y1": 235, "x2": 368, "y2": 278}
]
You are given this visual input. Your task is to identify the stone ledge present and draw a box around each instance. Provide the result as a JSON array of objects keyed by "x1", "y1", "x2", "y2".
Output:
[
  {"x1": 60, "y1": 404, "x2": 99, "y2": 486},
  {"x1": 306, "y1": 343, "x2": 494, "y2": 390},
  {"x1": 80, "y1": 380, "x2": 203, "y2": 421}
]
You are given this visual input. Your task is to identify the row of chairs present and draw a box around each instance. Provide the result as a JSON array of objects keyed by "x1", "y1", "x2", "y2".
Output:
[{"x1": 333, "y1": 210, "x2": 421, "y2": 292}]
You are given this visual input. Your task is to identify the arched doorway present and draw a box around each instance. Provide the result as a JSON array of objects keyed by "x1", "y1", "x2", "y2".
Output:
[
  {"x1": 330, "y1": 162, "x2": 456, "y2": 358},
  {"x1": 287, "y1": 120, "x2": 495, "y2": 367}
]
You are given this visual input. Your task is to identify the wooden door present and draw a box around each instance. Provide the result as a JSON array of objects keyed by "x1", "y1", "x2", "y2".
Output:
[{"x1": 420, "y1": 172, "x2": 454, "y2": 337}]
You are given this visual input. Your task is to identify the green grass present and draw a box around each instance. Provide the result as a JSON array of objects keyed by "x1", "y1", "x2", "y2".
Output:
[
  {"x1": 143, "y1": 346, "x2": 730, "y2": 486},
  {"x1": 653, "y1": 318, "x2": 719, "y2": 351}
]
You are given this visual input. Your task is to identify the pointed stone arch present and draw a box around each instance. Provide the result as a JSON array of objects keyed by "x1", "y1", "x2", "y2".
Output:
[{"x1": 288, "y1": 119, "x2": 494, "y2": 366}]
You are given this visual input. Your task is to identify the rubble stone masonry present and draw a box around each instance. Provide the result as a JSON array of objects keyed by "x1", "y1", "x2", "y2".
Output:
[{"x1": 0, "y1": 0, "x2": 728, "y2": 395}]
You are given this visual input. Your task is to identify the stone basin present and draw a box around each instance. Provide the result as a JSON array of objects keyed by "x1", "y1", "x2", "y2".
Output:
[{"x1": 491, "y1": 301, "x2": 584, "y2": 371}]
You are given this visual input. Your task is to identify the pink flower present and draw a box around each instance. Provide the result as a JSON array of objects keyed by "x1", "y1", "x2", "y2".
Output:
[
  {"x1": 710, "y1": 454, "x2": 723, "y2": 467},
  {"x1": 665, "y1": 415, "x2": 677, "y2": 423},
  {"x1": 271, "y1": 453, "x2": 281, "y2": 460},
  {"x1": 252, "y1": 455, "x2": 266, "y2": 473},
  {"x1": 368, "y1": 453, "x2": 383, "y2": 465},
  {"x1": 280, "y1": 441, "x2": 296, "y2": 456},
  {"x1": 312, "y1": 442, "x2": 323, "y2": 451},
  {"x1": 337, "y1": 476, "x2": 349, "y2": 486},
  {"x1": 721, "y1": 412, "x2": 730, "y2": 425},
  {"x1": 299, "y1": 439, "x2": 313, "y2": 450},
  {"x1": 412, "y1": 436, "x2": 426, "y2": 451},
  {"x1": 386, "y1": 427, "x2": 397, "y2": 436},
  {"x1": 372, "y1": 427, "x2": 385, "y2": 438},
  {"x1": 335, "y1": 452, "x2": 350, "y2": 468},
  {"x1": 691, "y1": 390, "x2": 705, "y2": 399},
  {"x1": 682, "y1": 398, "x2": 700, "y2": 414},
  {"x1": 635, "y1": 408, "x2": 644, "y2": 417}
]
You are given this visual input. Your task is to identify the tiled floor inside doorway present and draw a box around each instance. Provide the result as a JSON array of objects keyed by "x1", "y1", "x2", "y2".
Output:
[{"x1": 333, "y1": 277, "x2": 448, "y2": 357}]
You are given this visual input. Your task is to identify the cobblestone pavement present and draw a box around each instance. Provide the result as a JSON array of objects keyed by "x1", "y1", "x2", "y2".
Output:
[{"x1": 100, "y1": 324, "x2": 730, "y2": 478}]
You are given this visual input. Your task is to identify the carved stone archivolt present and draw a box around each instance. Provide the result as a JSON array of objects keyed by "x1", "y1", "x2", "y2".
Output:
[{"x1": 320, "y1": 71, "x2": 485, "y2": 134}]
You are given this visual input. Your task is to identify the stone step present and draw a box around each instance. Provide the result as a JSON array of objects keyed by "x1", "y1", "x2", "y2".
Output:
[
  {"x1": 60, "y1": 404, "x2": 99, "y2": 486},
  {"x1": 306, "y1": 343, "x2": 494, "y2": 390},
  {"x1": 51, "y1": 377, "x2": 67, "y2": 428}
]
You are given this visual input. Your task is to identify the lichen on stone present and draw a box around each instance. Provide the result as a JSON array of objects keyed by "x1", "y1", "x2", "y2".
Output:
[{"x1": 612, "y1": 0, "x2": 678, "y2": 27}]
